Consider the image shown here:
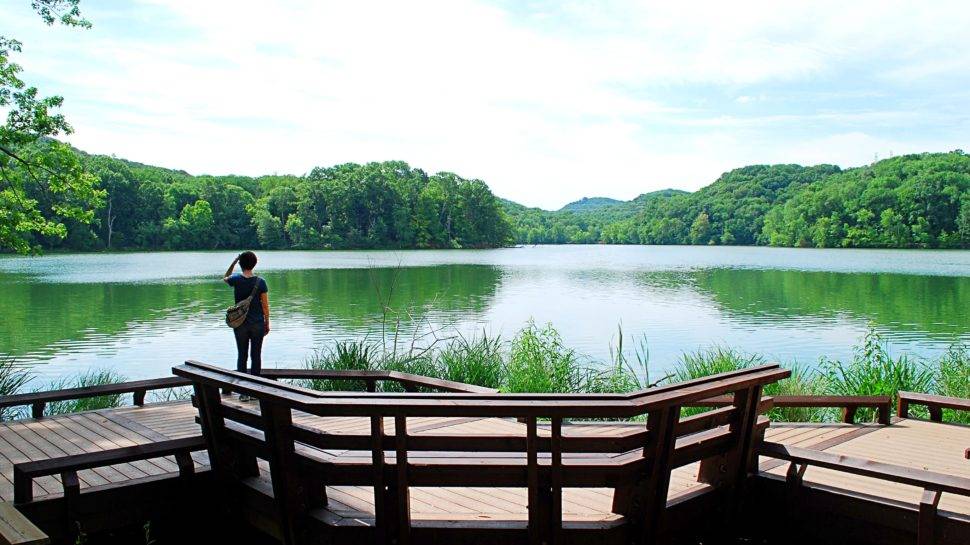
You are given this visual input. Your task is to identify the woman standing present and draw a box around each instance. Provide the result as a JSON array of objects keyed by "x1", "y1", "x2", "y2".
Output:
[{"x1": 223, "y1": 251, "x2": 270, "y2": 377}]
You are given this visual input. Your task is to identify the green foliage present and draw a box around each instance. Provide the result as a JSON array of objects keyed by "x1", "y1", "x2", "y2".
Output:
[
  {"x1": 24, "y1": 156, "x2": 513, "y2": 252},
  {"x1": 1, "y1": 1, "x2": 103, "y2": 254},
  {"x1": 821, "y1": 329, "x2": 934, "y2": 421},
  {"x1": 44, "y1": 369, "x2": 127, "y2": 415},
  {"x1": 505, "y1": 321, "x2": 584, "y2": 393},
  {"x1": 504, "y1": 153, "x2": 970, "y2": 249},
  {"x1": 437, "y1": 332, "x2": 504, "y2": 390},
  {"x1": 936, "y1": 344, "x2": 969, "y2": 424},
  {"x1": 668, "y1": 328, "x2": 966, "y2": 423},
  {"x1": 303, "y1": 321, "x2": 643, "y2": 395}
]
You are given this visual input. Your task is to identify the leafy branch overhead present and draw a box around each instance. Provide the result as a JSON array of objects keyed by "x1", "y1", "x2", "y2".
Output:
[{"x1": 1, "y1": 0, "x2": 102, "y2": 254}]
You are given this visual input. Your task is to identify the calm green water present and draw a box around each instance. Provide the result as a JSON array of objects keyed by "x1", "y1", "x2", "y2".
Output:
[{"x1": 1, "y1": 246, "x2": 968, "y2": 382}]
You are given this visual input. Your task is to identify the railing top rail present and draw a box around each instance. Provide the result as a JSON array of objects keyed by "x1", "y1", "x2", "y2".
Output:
[
  {"x1": 184, "y1": 360, "x2": 786, "y2": 401},
  {"x1": 173, "y1": 360, "x2": 789, "y2": 418},
  {"x1": 898, "y1": 391, "x2": 970, "y2": 412},
  {"x1": 259, "y1": 368, "x2": 499, "y2": 394},
  {"x1": 0, "y1": 376, "x2": 190, "y2": 408}
]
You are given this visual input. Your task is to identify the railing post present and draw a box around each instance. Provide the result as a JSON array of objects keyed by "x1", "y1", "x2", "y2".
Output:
[
  {"x1": 841, "y1": 406, "x2": 858, "y2": 424},
  {"x1": 194, "y1": 385, "x2": 257, "y2": 480},
  {"x1": 133, "y1": 389, "x2": 146, "y2": 406},
  {"x1": 394, "y1": 415, "x2": 411, "y2": 545},
  {"x1": 638, "y1": 407, "x2": 678, "y2": 545},
  {"x1": 526, "y1": 416, "x2": 551, "y2": 545},
  {"x1": 897, "y1": 396, "x2": 910, "y2": 418},
  {"x1": 31, "y1": 402, "x2": 45, "y2": 419},
  {"x1": 918, "y1": 489, "x2": 941, "y2": 545},
  {"x1": 928, "y1": 406, "x2": 943, "y2": 422},
  {"x1": 61, "y1": 470, "x2": 80, "y2": 543},
  {"x1": 371, "y1": 415, "x2": 389, "y2": 544},
  {"x1": 877, "y1": 400, "x2": 891, "y2": 425},
  {"x1": 260, "y1": 400, "x2": 308, "y2": 545},
  {"x1": 13, "y1": 466, "x2": 33, "y2": 504},
  {"x1": 550, "y1": 416, "x2": 563, "y2": 544}
]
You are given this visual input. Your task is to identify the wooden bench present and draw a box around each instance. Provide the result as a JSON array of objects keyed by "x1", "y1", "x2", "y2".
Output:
[
  {"x1": 173, "y1": 360, "x2": 789, "y2": 545},
  {"x1": 12, "y1": 437, "x2": 206, "y2": 543}
]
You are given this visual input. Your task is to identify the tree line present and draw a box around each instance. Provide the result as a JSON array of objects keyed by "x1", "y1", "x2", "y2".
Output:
[
  {"x1": 505, "y1": 152, "x2": 970, "y2": 249},
  {"x1": 36, "y1": 154, "x2": 511, "y2": 252}
]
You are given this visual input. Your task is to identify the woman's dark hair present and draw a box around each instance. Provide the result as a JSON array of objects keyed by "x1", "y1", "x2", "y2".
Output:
[{"x1": 238, "y1": 251, "x2": 258, "y2": 271}]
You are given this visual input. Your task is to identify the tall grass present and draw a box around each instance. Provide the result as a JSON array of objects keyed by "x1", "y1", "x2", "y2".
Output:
[
  {"x1": 668, "y1": 328, "x2": 967, "y2": 423},
  {"x1": 44, "y1": 369, "x2": 128, "y2": 416},
  {"x1": 0, "y1": 356, "x2": 32, "y2": 420},
  {"x1": 437, "y1": 332, "x2": 504, "y2": 390},
  {"x1": 303, "y1": 321, "x2": 645, "y2": 395},
  {"x1": 936, "y1": 344, "x2": 969, "y2": 424}
]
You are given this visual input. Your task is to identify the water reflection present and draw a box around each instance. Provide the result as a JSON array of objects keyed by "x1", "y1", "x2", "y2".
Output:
[{"x1": 1, "y1": 248, "x2": 967, "y2": 381}]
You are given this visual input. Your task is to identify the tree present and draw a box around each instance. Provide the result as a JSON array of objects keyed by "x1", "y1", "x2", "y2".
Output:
[
  {"x1": 689, "y1": 211, "x2": 712, "y2": 244},
  {"x1": 1, "y1": 1, "x2": 103, "y2": 253}
]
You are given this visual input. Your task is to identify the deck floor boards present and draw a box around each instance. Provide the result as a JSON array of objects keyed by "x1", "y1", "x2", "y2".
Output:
[{"x1": 1, "y1": 398, "x2": 965, "y2": 524}]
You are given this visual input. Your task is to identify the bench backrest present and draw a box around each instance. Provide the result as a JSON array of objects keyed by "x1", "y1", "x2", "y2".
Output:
[{"x1": 174, "y1": 361, "x2": 788, "y2": 544}]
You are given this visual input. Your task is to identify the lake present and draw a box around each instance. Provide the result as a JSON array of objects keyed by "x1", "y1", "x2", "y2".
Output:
[{"x1": 1, "y1": 246, "x2": 968, "y2": 383}]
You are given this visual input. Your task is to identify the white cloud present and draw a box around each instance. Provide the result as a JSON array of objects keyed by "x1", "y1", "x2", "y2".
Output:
[{"x1": 2, "y1": 0, "x2": 969, "y2": 208}]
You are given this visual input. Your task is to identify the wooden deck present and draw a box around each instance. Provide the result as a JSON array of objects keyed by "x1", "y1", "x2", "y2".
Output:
[{"x1": 1, "y1": 399, "x2": 965, "y2": 524}]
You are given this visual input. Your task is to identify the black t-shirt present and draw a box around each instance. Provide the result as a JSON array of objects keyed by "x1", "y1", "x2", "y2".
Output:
[{"x1": 226, "y1": 273, "x2": 268, "y2": 324}]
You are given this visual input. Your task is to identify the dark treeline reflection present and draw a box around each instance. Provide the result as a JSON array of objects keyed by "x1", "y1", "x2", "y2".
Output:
[
  {"x1": 693, "y1": 268, "x2": 969, "y2": 337},
  {"x1": 1, "y1": 265, "x2": 503, "y2": 358}
]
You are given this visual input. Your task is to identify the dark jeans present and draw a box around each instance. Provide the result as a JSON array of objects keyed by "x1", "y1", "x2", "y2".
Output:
[{"x1": 233, "y1": 321, "x2": 265, "y2": 375}]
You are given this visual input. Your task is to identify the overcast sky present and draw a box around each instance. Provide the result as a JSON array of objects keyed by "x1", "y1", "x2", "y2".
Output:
[{"x1": 4, "y1": 0, "x2": 969, "y2": 209}]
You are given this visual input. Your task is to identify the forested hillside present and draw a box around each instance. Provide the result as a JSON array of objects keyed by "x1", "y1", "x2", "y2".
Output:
[
  {"x1": 8, "y1": 145, "x2": 969, "y2": 253},
  {"x1": 32, "y1": 153, "x2": 512, "y2": 251},
  {"x1": 506, "y1": 152, "x2": 970, "y2": 248}
]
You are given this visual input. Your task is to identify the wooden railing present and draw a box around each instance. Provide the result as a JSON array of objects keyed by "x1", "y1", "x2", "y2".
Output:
[
  {"x1": 897, "y1": 391, "x2": 970, "y2": 422},
  {"x1": 259, "y1": 368, "x2": 498, "y2": 393},
  {"x1": 174, "y1": 360, "x2": 791, "y2": 545},
  {"x1": 0, "y1": 369, "x2": 496, "y2": 420},
  {"x1": 759, "y1": 441, "x2": 970, "y2": 545},
  {"x1": 686, "y1": 394, "x2": 892, "y2": 424},
  {"x1": 0, "y1": 377, "x2": 191, "y2": 418}
]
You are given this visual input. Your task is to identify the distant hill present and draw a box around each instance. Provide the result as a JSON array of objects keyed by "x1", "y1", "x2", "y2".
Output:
[
  {"x1": 559, "y1": 197, "x2": 622, "y2": 212},
  {"x1": 501, "y1": 152, "x2": 969, "y2": 248}
]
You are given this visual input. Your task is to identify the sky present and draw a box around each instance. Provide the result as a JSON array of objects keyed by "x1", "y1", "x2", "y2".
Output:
[{"x1": 3, "y1": 0, "x2": 970, "y2": 209}]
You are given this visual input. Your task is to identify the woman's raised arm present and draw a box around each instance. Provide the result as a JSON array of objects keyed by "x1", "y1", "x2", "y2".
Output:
[{"x1": 222, "y1": 255, "x2": 239, "y2": 282}]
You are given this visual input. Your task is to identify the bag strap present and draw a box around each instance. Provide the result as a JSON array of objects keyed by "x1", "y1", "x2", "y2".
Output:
[{"x1": 246, "y1": 275, "x2": 261, "y2": 300}]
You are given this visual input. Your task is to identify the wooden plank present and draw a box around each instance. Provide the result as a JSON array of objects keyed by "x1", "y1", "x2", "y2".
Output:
[
  {"x1": 758, "y1": 442, "x2": 970, "y2": 496},
  {"x1": 0, "y1": 502, "x2": 48, "y2": 545}
]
